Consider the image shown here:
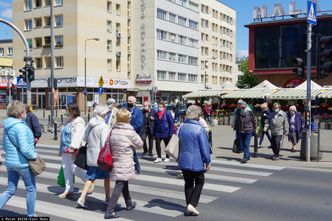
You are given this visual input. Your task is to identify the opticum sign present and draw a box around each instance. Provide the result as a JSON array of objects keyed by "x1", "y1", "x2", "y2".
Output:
[{"x1": 253, "y1": 2, "x2": 320, "y2": 19}]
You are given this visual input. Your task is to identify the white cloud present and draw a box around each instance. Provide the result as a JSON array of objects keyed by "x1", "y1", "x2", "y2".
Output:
[
  {"x1": 237, "y1": 50, "x2": 249, "y2": 59},
  {"x1": 1, "y1": 8, "x2": 12, "y2": 19}
]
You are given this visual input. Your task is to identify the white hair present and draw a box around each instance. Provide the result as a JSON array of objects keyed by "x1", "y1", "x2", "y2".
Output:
[
  {"x1": 186, "y1": 105, "x2": 202, "y2": 120},
  {"x1": 289, "y1": 105, "x2": 297, "y2": 112},
  {"x1": 93, "y1": 105, "x2": 109, "y2": 118}
]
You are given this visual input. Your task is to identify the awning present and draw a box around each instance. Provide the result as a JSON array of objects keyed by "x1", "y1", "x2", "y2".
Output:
[
  {"x1": 222, "y1": 89, "x2": 277, "y2": 99},
  {"x1": 182, "y1": 90, "x2": 231, "y2": 99},
  {"x1": 267, "y1": 89, "x2": 323, "y2": 100},
  {"x1": 317, "y1": 89, "x2": 332, "y2": 98}
]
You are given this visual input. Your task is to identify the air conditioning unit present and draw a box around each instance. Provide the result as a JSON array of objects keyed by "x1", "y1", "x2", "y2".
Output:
[
  {"x1": 116, "y1": 32, "x2": 122, "y2": 38},
  {"x1": 116, "y1": 51, "x2": 121, "y2": 57}
]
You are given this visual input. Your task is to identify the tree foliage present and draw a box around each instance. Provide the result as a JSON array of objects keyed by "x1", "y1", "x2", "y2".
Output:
[{"x1": 237, "y1": 58, "x2": 258, "y2": 88}]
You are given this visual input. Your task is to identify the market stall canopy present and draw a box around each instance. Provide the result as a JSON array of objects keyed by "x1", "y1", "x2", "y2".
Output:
[
  {"x1": 317, "y1": 89, "x2": 332, "y2": 98},
  {"x1": 183, "y1": 81, "x2": 238, "y2": 99},
  {"x1": 222, "y1": 80, "x2": 279, "y2": 99},
  {"x1": 294, "y1": 80, "x2": 323, "y2": 90}
]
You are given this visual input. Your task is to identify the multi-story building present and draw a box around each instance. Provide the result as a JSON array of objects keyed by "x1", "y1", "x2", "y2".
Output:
[
  {"x1": 12, "y1": 0, "x2": 131, "y2": 109},
  {"x1": 199, "y1": 0, "x2": 236, "y2": 89},
  {"x1": 0, "y1": 39, "x2": 14, "y2": 108},
  {"x1": 131, "y1": 0, "x2": 237, "y2": 103}
]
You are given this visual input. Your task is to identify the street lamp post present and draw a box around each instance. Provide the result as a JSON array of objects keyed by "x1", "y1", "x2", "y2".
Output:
[
  {"x1": 204, "y1": 57, "x2": 216, "y2": 90},
  {"x1": 84, "y1": 38, "x2": 99, "y2": 115}
]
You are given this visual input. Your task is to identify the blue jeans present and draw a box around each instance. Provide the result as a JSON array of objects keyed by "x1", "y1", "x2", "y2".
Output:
[
  {"x1": 239, "y1": 132, "x2": 252, "y2": 160},
  {"x1": 0, "y1": 167, "x2": 36, "y2": 217},
  {"x1": 133, "y1": 149, "x2": 141, "y2": 174}
]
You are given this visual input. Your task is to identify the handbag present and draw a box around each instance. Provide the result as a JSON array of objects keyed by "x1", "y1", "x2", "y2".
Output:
[
  {"x1": 97, "y1": 130, "x2": 113, "y2": 172},
  {"x1": 6, "y1": 128, "x2": 46, "y2": 176},
  {"x1": 165, "y1": 134, "x2": 179, "y2": 160},
  {"x1": 232, "y1": 138, "x2": 241, "y2": 153},
  {"x1": 74, "y1": 144, "x2": 87, "y2": 170},
  {"x1": 57, "y1": 166, "x2": 75, "y2": 187}
]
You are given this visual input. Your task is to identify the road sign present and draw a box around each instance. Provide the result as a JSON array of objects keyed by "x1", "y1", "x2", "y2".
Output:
[
  {"x1": 98, "y1": 76, "x2": 104, "y2": 87},
  {"x1": 307, "y1": 0, "x2": 317, "y2": 25},
  {"x1": 98, "y1": 87, "x2": 104, "y2": 94}
]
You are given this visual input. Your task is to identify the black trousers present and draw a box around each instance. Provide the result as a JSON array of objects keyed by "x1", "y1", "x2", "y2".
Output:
[
  {"x1": 106, "y1": 180, "x2": 131, "y2": 213},
  {"x1": 143, "y1": 129, "x2": 154, "y2": 155},
  {"x1": 271, "y1": 135, "x2": 282, "y2": 157},
  {"x1": 182, "y1": 170, "x2": 205, "y2": 207},
  {"x1": 155, "y1": 137, "x2": 170, "y2": 158}
]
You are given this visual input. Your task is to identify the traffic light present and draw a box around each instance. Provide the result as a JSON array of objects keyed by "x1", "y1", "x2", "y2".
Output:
[
  {"x1": 27, "y1": 66, "x2": 35, "y2": 82},
  {"x1": 19, "y1": 66, "x2": 27, "y2": 82},
  {"x1": 318, "y1": 35, "x2": 332, "y2": 78},
  {"x1": 292, "y1": 57, "x2": 305, "y2": 78}
]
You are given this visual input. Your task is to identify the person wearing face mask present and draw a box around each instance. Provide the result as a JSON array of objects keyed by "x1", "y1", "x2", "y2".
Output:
[
  {"x1": 235, "y1": 101, "x2": 257, "y2": 163},
  {"x1": 141, "y1": 101, "x2": 155, "y2": 156},
  {"x1": 153, "y1": 101, "x2": 175, "y2": 163},
  {"x1": 287, "y1": 105, "x2": 304, "y2": 152},
  {"x1": 267, "y1": 103, "x2": 289, "y2": 161},
  {"x1": 259, "y1": 103, "x2": 271, "y2": 147},
  {"x1": 105, "y1": 98, "x2": 119, "y2": 128},
  {"x1": 25, "y1": 105, "x2": 42, "y2": 145},
  {"x1": 126, "y1": 96, "x2": 143, "y2": 173}
]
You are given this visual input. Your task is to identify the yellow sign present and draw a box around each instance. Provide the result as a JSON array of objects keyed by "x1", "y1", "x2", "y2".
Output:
[{"x1": 98, "y1": 76, "x2": 104, "y2": 87}]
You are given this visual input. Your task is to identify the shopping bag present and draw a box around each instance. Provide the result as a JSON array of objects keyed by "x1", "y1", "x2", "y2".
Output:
[
  {"x1": 165, "y1": 134, "x2": 179, "y2": 160},
  {"x1": 97, "y1": 131, "x2": 113, "y2": 172},
  {"x1": 232, "y1": 138, "x2": 241, "y2": 153},
  {"x1": 74, "y1": 144, "x2": 87, "y2": 170},
  {"x1": 57, "y1": 167, "x2": 65, "y2": 187}
]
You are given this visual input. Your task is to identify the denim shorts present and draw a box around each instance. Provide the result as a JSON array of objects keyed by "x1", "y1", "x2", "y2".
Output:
[{"x1": 86, "y1": 166, "x2": 110, "y2": 180}]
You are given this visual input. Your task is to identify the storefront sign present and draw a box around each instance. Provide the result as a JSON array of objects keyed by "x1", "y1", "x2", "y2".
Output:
[
  {"x1": 284, "y1": 78, "x2": 304, "y2": 88},
  {"x1": 253, "y1": 2, "x2": 320, "y2": 20},
  {"x1": 135, "y1": 74, "x2": 152, "y2": 84}
]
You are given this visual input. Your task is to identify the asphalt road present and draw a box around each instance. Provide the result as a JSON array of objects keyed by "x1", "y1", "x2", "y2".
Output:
[{"x1": 0, "y1": 144, "x2": 331, "y2": 221}]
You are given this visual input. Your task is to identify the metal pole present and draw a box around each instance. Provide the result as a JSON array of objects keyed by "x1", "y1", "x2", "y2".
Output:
[
  {"x1": 306, "y1": 23, "x2": 312, "y2": 162},
  {"x1": 7, "y1": 74, "x2": 11, "y2": 103},
  {"x1": 84, "y1": 52, "x2": 87, "y2": 115},
  {"x1": 50, "y1": 0, "x2": 55, "y2": 124},
  {"x1": 0, "y1": 18, "x2": 32, "y2": 105}
]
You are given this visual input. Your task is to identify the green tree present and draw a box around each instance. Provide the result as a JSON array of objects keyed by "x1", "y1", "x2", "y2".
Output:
[{"x1": 237, "y1": 58, "x2": 258, "y2": 88}]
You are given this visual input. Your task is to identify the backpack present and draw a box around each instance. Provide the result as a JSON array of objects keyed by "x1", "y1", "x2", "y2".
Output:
[{"x1": 97, "y1": 130, "x2": 113, "y2": 172}]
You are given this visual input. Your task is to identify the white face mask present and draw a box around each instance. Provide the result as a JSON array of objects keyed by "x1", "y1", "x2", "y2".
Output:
[{"x1": 274, "y1": 109, "x2": 280, "y2": 113}]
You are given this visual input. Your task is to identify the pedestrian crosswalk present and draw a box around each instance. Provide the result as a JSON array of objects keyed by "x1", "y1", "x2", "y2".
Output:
[{"x1": 0, "y1": 144, "x2": 285, "y2": 221}]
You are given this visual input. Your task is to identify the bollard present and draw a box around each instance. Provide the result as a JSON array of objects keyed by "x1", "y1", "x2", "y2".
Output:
[
  {"x1": 43, "y1": 110, "x2": 45, "y2": 119},
  {"x1": 61, "y1": 114, "x2": 63, "y2": 124},
  {"x1": 48, "y1": 115, "x2": 51, "y2": 126},
  {"x1": 54, "y1": 122, "x2": 58, "y2": 140},
  {"x1": 88, "y1": 113, "x2": 90, "y2": 122},
  {"x1": 253, "y1": 133, "x2": 258, "y2": 157}
]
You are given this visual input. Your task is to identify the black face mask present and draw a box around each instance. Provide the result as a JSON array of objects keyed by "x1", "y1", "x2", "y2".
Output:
[{"x1": 128, "y1": 103, "x2": 134, "y2": 108}]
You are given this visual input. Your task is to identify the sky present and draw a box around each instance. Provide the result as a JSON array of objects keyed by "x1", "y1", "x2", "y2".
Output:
[{"x1": 0, "y1": 0, "x2": 331, "y2": 57}]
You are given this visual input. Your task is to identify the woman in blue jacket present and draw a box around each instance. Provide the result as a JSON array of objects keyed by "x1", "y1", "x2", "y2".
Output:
[
  {"x1": 153, "y1": 101, "x2": 174, "y2": 163},
  {"x1": 0, "y1": 101, "x2": 37, "y2": 217},
  {"x1": 178, "y1": 105, "x2": 211, "y2": 216}
]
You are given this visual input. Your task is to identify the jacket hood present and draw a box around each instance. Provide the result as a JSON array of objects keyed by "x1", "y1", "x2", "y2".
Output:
[
  {"x1": 88, "y1": 115, "x2": 105, "y2": 127},
  {"x1": 114, "y1": 122, "x2": 134, "y2": 130},
  {"x1": 185, "y1": 119, "x2": 201, "y2": 126},
  {"x1": 3, "y1": 117, "x2": 25, "y2": 131}
]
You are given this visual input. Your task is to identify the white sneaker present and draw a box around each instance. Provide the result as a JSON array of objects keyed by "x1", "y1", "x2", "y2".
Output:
[
  {"x1": 154, "y1": 158, "x2": 162, "y2": 163},
  {"x1": 187, "y1": 204, "x2": 199, "y2": 215},
  {"x1": 163, "y1": 158, "x2": 170, "y2": 162}
]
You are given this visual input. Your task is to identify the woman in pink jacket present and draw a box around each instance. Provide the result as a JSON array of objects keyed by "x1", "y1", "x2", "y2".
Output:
[{"x1": 104, "y1": 109, "x2": 143, "y2": 219}]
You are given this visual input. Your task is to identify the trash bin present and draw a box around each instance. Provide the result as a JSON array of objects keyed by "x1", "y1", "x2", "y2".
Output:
[{"x1": 300, "y1": 131, "x2": 322, "y2": 161}]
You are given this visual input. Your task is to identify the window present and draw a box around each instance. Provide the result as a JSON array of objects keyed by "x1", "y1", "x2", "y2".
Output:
[
  {"x1": 169, "y1": 13, "x2": 176, "y2": 23},
  {"x1": 178, "y1": 54, "x2": 187, "y2": 63},
  {"x1": 157, "y1": 29, "x2": 167, "y2": 40},
  {"x1": 116, "y1": 4, "x2": 121, "y2": 15},
  {"x1": 189, "y1": 38, "x2": 198, "y2": 48},
  {"x1": 169, "y1": 53, "x2": 176, "y2": 62},
  {"x1": 25, "y1": 0, "x2": 32, "y2": 11},
  {"x1": 178, "y1": 73, "x2": 187, "y2": 81},
  {"x1": 35, "y1": 57, "x2": 42, "y2": 69},
  {"x1": 116, "y1": 22, "x2": 121, "y2": 33},
  {"x1": 27, "y1": 39, "x2": 33, "y2": 49},
  {"x1": 179, "y1": 0, "x2": 187, "y2": 7},
  {"x1": 55, "y1": 0, "x2": 63, "y2": 6},
  {"x1": 107, "y1": 20, "x2": 112, "y2": 32},
  {"x1": 55, "y1": 56, "x2": 64, "y2": 68},
  {"x1": 35, "y1": 37, "x2": 42, "y2": 48},
  {"x1": 107, "y1": 59, "x2": 112, "y2": 70},
  {"x1": 157, "y1": 9, "x2": 167, "y2": 20},
  {"x1": 189, "y1": 20, "x2": 198, "y2": 30},
  {"x1": 169, "y1": 33, "x2": 176, "y2": 42},
  {"x1": 55, "y1": 35, "x2": 63, "y2": 47},
  {"x1": 7, "y1": 48, "x2": 13, "y2": 56},
  {"x1": 34, "y1": 18, "x2": 42, "y2": 28},
  {"x1": 44, "y1": 0, "x2": 50, "y2": 7},
  {"x1": 44, "y1": 57, "x2": 51, "y2": 68},
  {"x1": 55, "y1": 15, "x2": 63, "y2": 27},
  {"x1": 116, "y1": 59, "x2": 121, "y2": 71},
  {"x1": 107, "y1": 40, "x2": 112, "y2": 51},
  {"x1": 178, "y1": 35, "x2": 187, "y2": 45},
  {"x1": 178, "y1": 16, "x2": 187, "y2": 26},
  {"x1": 35, "y1": 0, "x2": 42, "y2": 8},
  {"x1": 25, "y1": 19, "x2": 32, "y2": 30},
  {"x1": 157, "y1": 71, "x2": 167, "y2": 80},
  {"x1": 169, "y1": 72, "x2": 176, "y2": 81},
  {"x1": 44, "y1": 36, "x2": 51, "y2": 46},
  {"x1": 188, "y1": 56, "x2": 198, "y2": 65},
  {"x1": 188, "y1": 1, "x2": 198, "y2": 12},
  {"x1": 107, "y1": 1, "x2": 112, "y2": 12},
  {"x1": 188, "y1": 74, "x2": 197, "y2": 82},
  {"x1": 157, "y1": 50, "x2": 167, "y2": 60},
  {"x1": 44, "y1": 16, "x2": 51, "y2": 27},
  {"x1": 0, "y1": 48, "x2": 4, "y2": 56}
]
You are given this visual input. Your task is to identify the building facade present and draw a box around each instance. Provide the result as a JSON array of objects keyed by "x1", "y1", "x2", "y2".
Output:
[
  {"x1": 246, "y1": 13, "x2": 332, "y2": 87},
  {"x1": 13, "y1": 0, "x2": 131, "y2": 109},
  {"x1": 0, "y1": 39, "x2": 14, "y2": 108}
]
